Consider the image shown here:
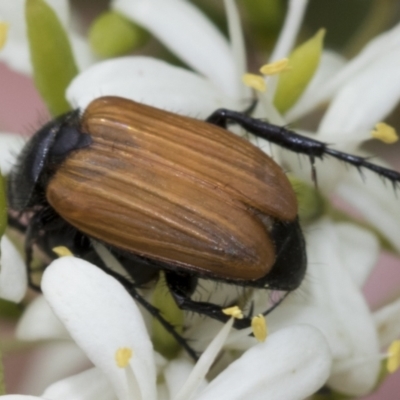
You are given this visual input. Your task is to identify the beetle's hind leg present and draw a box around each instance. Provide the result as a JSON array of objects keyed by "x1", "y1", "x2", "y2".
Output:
[
  {"x1": 94, "y1": 265, "x2": 199, "y2": 361},
  {"x1": 206, "y1": 108, "x2": 400, "y2": 186},
  {"x1": 165, "y1": 271, "x2": 256, "y2": 329}
]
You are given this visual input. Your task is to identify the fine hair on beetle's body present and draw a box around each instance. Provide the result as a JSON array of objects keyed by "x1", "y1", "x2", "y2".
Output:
[{"x1": 7, "y1": 96, "x2": 400, "y2": 360}]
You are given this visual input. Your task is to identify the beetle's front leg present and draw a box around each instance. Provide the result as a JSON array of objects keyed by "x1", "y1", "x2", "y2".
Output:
[
  {"x1": 206, "y1": 108, "x2": 400, "y2": 186},
  {"x1": 24, "y1": 212, "x2": 45, "y2": 292}
]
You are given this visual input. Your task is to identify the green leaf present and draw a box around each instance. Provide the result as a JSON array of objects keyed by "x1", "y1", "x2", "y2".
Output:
[
  {"x1": 274, "y1": 29, "x2": 325, "y2": 114},
  {"x1": 151, "y1": 272, "x2": 184, "y2": 359},
  {"x1": 26, "y1": 0, "x2": 78, "y2": 116},
  {"x1": 89, "y1": 11, "x2": 149, "y2": 58}
]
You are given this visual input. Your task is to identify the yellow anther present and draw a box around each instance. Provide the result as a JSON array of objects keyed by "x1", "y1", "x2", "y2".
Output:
[
  {"x1": 222, "y1": 306, "x2": 244, "y2": 319},
  {"x1": 52, "y1": 246, "x2": 73, "y2": 257},
  {"x1": 259, "y1": 58, "x2": 290, "y2": 75},
  {"x1": 387, "y1": 340, "x2": 400, "y2": 373},
  {"x1": 251, "y1": 314, "x2": 267, "y2": 342},
  {"x1": 115, "y1": 347, "x2": 133, "y2": 368},
  {"x1": 242, "y1": 73, "x2": 266, "y2": 92},
  {"x1": 371, "y1": 122, "x2": 398, "y2": 144},
  {"x1": 0, "y1": 22, "x2": 8, "y2": 50}
]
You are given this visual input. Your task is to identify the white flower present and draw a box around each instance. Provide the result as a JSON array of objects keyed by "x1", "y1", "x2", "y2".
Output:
[
  {"x1": 68, "y1": 0, "x2": 252, "y2": 117},
  {"x1": 1, "y1": 0, "x2": 400, "y2": 398},
  {"x1": 267, "y1": 218, "x2": 381, "y2": 395},
  {"x1": 0, "y1": 0, "x2": 94, "y2": 75},
  {"x1": 0, "y1": 235, "x2": 26, "y2": 302},
  {"x1": 9, "y1": 256, "x2": 332, "y2": 400}
]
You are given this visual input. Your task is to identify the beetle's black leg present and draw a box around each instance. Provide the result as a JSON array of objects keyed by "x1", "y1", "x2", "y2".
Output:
[
  {"x1": 206, "y1": 108, "x2": 400, "y2": 186},
  {"x1": 165, "y1": 271, "x2": 292, "y2": 330},
  {"x1": 165, "y1": 271, "x2": 254, "y2": 329},
  {"x1": 7, "y1": 213, "x2": 28, "y2": 234},
  {"x1": 94, "y1": 266, "x2": 199, "y2": 361},
  {"x1": 24, "y1": 212, "x2": 43, "y2": 292}
]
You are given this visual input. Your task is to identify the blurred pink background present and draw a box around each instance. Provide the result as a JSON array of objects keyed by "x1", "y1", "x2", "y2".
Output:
[{"x1": 1, "y1": 58, "x2": 400, "y2": 399}]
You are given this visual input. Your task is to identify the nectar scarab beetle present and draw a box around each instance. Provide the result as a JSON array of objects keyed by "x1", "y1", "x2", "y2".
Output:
[{"x1": 8, "y1": 96, "x2": 400, "y2": 359}]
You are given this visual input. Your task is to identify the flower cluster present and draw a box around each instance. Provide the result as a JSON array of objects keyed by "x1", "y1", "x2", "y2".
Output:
[{"x1": 0, "y1": 0, "x2": 400, "y2": 399}]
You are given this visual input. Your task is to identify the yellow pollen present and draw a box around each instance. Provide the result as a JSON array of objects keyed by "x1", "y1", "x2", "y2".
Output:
[
  {"x1": 259, "y1": 58, "x2": 290, "y2": 75},
  {"x1": 251, "y1": 314, "x2": 267, "y2": 342},
  {"x1": 52, "y1": 246, "x2": 73, "y2": 257},
  {"x1": 371, "y1": 122, "x2": 398, "y2": 144},
  {"x1": 0, "y1": 22, "x2": 8, "y2": 50},
  {"x1": 242, "y1": 73, "x2": 266, "y2": 92},
  {"x1": 387, "y1": 340, "x2": 400, "y2": 373},
  {"x1": 115, "y1": 347, "x2": 133, "y2": 368},
  {"x1": 222, "y1": 306, "x2": 243, "y2": 319}
]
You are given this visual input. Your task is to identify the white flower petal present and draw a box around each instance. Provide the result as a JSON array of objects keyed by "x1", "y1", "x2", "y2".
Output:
[
  {"x1": 42, "y1": 367, "x2": 116, "y2": 400},
  {"x1": 269, "y1": 0, "x2": 309, "y2": 61},
  {"x1": 0, "y1": 41, "x2": 32, "y2": 75},
  {"x1": 0, "y1": 133, "x2": 25, "y2": 175},
  {"x1": 0, "y1": 235, "x2": 27, "y2": 302},
  {"x1": 318, "y1": 48, "x2": 400, "y2": 141},
  {"x1": 41, "y1": 257, "x2": 157, "y2": 400},
  {"x1": 69, "y1": 32, "x2": 97, "y2": 72},
  {"x1": 0, "y1": 0, "x2": 71, "y2": 75},
  {"x1": 164, "y1": 358, "x2": 206, "y2": 400},
  {"x1": 267, "y1": 303, "x2": 349, "y2": 359},
  {"x1": 0, "y1": 396, "x2": 45, "y2": 400},
  {"x1": 267, "y1": 0, "x2": 309, "y2": 98},
  {"x1": 194, "y1": 325, "x2": 331, "y2": 400},
  {"x1": 44, "y1": 0, "x2": 70, "y2": 27},
  {"x1": 336, "y1": 170, "x2": 400, "y2": 253},
  {"x1": 223, "y1": 0, "x2": 248, "y2": 100},
  {"x1": 66, "y1": 56, "x2": 238, "y2": 118},
  {"x1": 305, "y1": 218, "x2": 380, "y2": 396},
  {"x1": 334, "y1": 222, "x2": 379, "y2": 288},
  {"x1": 19, "y1": 341, "x2": 90, "y2": 396},
  {"x1": 374, "y1": 297, "x2": 400, "y2": 348},
  {"x1": 16, "y1": 295, "x2": 70, "y2": 341},
  {"x1": 175, "y1": 318, "x2": 234, "y2": 400},
  {"x1": 112, "y1": 0, "x2": 238, "y2": 97}
]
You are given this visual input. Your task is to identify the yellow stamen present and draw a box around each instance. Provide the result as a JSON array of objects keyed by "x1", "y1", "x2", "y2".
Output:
[
  {"x1": 222, "y1": 306, "x2": 243, "y2": 319},
  {"x1": 242, "y1": 73, "x2": 266, "y2": 92},
  {"x1": 0, "y1": 22, "x2": 8, "y2": 50},
  {"x1": 371, "y1": 122, "x2": 398, "y2": 144},
  {"x1": 52, "y1": 246, "x2": 73, "y2": 257},
  {"x1": 387, "y1": 340, "x2": 400, "y2": 373},
  {"x1": 259, "y1": 58, "x2": 290, "y2": 75},
  {"x1": 115, "y1": 347, "x2": 133, "y2": 368},
  {"x1": 251, "y1": 314, "x2": 267, "y2": 342}
]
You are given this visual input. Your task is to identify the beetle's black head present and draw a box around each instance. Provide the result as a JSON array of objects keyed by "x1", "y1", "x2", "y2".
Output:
[{"x1": 7, "y1": 109, "x2": 92, "y2": 212}]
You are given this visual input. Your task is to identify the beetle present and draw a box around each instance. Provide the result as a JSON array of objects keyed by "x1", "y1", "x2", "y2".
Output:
[{"x1": 7, "y1": 96, "x2": 400, "y2": 359}]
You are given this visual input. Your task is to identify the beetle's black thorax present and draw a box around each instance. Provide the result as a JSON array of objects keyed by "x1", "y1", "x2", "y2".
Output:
[{"x1": 7, "y1": 109, "x2": 91, "y2": 212}]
